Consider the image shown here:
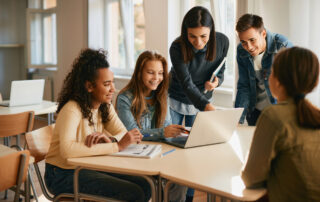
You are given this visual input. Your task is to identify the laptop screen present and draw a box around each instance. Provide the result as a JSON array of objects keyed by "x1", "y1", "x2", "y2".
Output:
[{"x1": 4, "y1": 79, "x2": 45, "y2": 107}]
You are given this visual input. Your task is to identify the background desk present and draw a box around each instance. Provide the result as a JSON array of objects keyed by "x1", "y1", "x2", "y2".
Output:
[
  {"x1": 0, "y1": 100, "x2": 57, "y2": 124},
  {"x1": 160, "y1": 126, "x2": 266, "y2": 202}
]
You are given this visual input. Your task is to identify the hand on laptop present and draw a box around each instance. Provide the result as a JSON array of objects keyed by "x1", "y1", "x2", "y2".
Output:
[{"x1": 164, "y1": 125, "x2": 187, "y2": 138}]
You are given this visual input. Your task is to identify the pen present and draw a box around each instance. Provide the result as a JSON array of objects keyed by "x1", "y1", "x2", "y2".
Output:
[
  {"x1": 181, "y1": 128, "x2": 190, "y2": 134},
  {"x1": 161, "y1": 149, "x2": 176, "y2": 157}
]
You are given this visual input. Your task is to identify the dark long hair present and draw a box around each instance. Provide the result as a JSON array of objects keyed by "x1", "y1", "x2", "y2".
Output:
[
  {"x1": 117, "y1": 50, "x2": 169, "y2": 128},
  {"x1": 272, "y1": 47, "x2": 320, "y2": 128},
  {"x1": 179, "y1": 6, "x2": 216, "y2": 63},
  {"x1": 57, "y1": 48, "x2": 111, "y2": 126}
]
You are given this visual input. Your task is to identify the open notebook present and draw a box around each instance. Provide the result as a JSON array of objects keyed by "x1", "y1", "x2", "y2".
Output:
[{"x1": 111, "y1": 144, "x2": 162, "y2": 159}]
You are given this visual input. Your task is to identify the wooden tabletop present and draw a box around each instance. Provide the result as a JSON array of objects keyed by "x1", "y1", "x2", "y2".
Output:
[
  {"x1": 67, "y1": 126, "x2": 266, "y2": 201},
  {"x1": 159, "y1": 126, "x2": 266, "y2": 201},
  {"x1": 0, "y1": 100, "x2": 57, "y2": 115}
]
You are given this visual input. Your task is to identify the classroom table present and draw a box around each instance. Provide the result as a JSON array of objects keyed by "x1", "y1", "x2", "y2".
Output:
[
  {"x1": 68, "y1": 142, "x2": 174, "y2": 202},
  {"x1": 161, "y1": 126, "x2": 266, "y2": 202},
  {"x1": 68, "y1": 126, "x2": 267, "y2": 202},
  {"x1": 0, "y1": 100, "x2": 57, "y2": 124}
]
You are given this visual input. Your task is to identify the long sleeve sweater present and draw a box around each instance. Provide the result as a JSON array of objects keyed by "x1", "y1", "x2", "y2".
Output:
[
  {"x1": 45, "y1": 101, "x2": 127, "y2": 169},
  {"x1": 168, "y1": 32, "x2": 229, "y2": 111}
]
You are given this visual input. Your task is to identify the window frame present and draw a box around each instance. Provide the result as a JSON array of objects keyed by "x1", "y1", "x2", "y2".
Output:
[{"x1": 26, "y1": 7, "x2": 57, "y2": 69}]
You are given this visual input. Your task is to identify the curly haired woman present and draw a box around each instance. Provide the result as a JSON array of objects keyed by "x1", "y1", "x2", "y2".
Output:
[{"x1": 45, "y1": 48, "x2": 151, "y2": 201}]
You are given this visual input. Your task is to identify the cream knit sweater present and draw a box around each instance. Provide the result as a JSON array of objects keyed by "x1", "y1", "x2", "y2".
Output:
[{"x1": 46, "y1": 101, "x2": 127, "y2": 169}]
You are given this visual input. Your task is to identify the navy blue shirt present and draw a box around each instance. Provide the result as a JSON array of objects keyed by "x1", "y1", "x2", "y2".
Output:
[{"x1": 168, "y1": 32, "x2": 229, "y2": 111}]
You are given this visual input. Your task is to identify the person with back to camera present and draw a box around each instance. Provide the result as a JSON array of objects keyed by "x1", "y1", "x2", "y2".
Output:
[
  {"x1": 235, "y1": 14, "x2": 293, "y2": 126},
  {"x1": 242, "y1": 47, "x2": 320, "y2": 202},
  {"x1": 168, "y1": 6, "x2": 229, "y2": 201},
  {"x1": 116, "y1": 50, "x2": 189, "y2": 201},
  {"x1": 44, "y1": 48, "x2": 151, "y2": 202}
]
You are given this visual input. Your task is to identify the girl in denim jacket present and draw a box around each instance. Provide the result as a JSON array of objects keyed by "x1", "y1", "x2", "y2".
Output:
[{"x1": 116, "y1": 50, "x2": 187, "y2": 141}]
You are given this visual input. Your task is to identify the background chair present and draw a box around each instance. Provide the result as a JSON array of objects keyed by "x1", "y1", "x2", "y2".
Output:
[
  {"x1": 26, "y1": 124, "x2": 122, "y2": 202},
  {"x1": 0, "y1": 149, "x2": 31, "y2": 202},
  {"x1": 0, "y1": 111, "x2": 36, "y2": 200},
  {"x1": 0, "y1": 111, "x2": 34, "y2": 147}
]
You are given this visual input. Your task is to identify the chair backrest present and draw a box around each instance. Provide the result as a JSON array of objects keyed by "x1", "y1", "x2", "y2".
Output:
[
  {"x1": 25, "y1": 124, "x2": 54, "y2": 163},
  {"x1": 0, "y1": 111, "x2": 35, "y2": 138},
  {"x1": 25, "y1": 124, "x2": 56, "y2": 201},
  {"x1": 0, "y1": 149, "x2": 30, "y2": 191}
]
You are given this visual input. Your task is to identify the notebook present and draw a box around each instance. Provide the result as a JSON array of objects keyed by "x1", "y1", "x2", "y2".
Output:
[
  {"x1": 164, "y1": 108, "x2": 244, "y2": 148},
  {"x1": 111, "y1": 144, "x2": 162, "y2": 159},
  {"x1": 0, "y1": 79, "x2": 45, "y2": 107}
]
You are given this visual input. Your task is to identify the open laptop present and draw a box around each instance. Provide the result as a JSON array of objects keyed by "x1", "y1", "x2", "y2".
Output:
[
  {"x1": 164, "y1": 108, "x2": 244, "y2": 148},
  {"x1": 0, "y1": 79, "x2": 45, "y2": 107}
]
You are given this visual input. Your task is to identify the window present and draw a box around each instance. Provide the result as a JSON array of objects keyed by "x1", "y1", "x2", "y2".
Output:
[
  {"x1": 88, "y1": 0, "x2": 145, "y2": 76},
  {"x1": 190, "y1": 0, "x2": 236, "y2": 88},
  {"x1": 27, "y1": 0, "x2": 57, "y2": 68}
]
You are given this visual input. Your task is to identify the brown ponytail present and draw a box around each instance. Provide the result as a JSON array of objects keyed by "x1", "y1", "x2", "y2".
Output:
[{"x1": 272, "y1": 47, "x2": 320, "y2": 128}]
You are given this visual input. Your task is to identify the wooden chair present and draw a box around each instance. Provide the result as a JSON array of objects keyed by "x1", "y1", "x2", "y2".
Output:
[
  {"x1": 0, "y1": 111, "x2": 34, "y2": 147},
  {"x1": 26, "y1": 124, "x2": 122, "y2": 202},
  {"x1": 0, "y1": 149, "x2": 31, "y2": 202},
  {"x1": 0, "y1": 111, "x2": 36, "y2": 200}
]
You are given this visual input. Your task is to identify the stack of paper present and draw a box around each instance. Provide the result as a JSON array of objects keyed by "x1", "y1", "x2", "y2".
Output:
[{"x1": 111, "y1": 144, "x2": 162, "y2": 159}]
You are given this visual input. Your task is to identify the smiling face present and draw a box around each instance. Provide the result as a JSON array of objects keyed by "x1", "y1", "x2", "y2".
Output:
[
  {"x1": 141, "y1": 60, "x2": 164, "y2": 96},
  {"x1": 238, "y1": 27, "x2": 267, "y2": 56},
  {"x1": 86, "y1": 68, "x2": 115, "y2": 108},
  {"x1": 187, "y1": 26, "x2": 211, "y2": 50}
]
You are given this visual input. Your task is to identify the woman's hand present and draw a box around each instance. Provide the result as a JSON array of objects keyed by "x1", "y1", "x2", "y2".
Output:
[
  {"x1": 164, "y1": 124, "x2": 186, "y2": 138},
  {"x1": 205, "y1": 77, "x2": 219, "y2": 92},
  {"x1": 204, "y1": 103, "x2": 216, "y2": 111},
  {"x1": 117, "y1": 128, "x2": 143, "y2": 151},
  {"x1": 85, "y1": 132, "x2": 112, "y2": 147}
]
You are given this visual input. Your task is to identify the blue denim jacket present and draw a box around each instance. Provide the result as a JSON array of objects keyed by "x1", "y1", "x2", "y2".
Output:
[
  {"x1": 116, "y1": 90, "x2": 171, "y2": 141},
  {"x1": 235, "y1": 30, "x2": 293, "y2": 123}
]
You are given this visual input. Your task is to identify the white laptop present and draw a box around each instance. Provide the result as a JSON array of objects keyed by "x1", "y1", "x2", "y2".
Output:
[
  {"x1": 164, "y1": 108, "x2": 244, "y2": 148},
  {"x1": 0, "y1": 79, "x2": 45, "y2": 107}
]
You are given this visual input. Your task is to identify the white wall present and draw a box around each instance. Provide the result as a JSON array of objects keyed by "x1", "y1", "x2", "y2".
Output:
[{"x1": 55, "y1": 0, "x2": 88, "y2": 99}]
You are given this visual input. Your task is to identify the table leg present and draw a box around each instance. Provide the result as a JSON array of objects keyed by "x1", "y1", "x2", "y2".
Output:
[
  {"x1": 163, "y1": 180, "x2": 174, "y2": 202},
  {"x1": 141, "y1": 176, "x2": 157, "y2": 202},
  {"x1": 73, "y1": 167, "x2": 81, "y2": 202},
  {"x1": 158, "y1": 176, "x2": 162, "y2": 202},
  {"x1": 48, "y1": 112, "x2": 55, "y2": 125}
]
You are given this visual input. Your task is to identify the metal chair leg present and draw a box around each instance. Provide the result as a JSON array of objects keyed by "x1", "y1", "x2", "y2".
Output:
[
  {"x1": 28, "y1": 169, "x2": 38, "y2": 202},
  {"x1": 3, "y1": 190, "x2": 8, "y2": 199}
]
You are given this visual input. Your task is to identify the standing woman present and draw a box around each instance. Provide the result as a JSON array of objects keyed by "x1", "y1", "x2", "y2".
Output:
[
  {"x1": 242, "y1": 47, "x2": 320, "y2": 201},
  {"x1": 169, "y1": 6, "x2": 229, "y2": 127},
  {"x1": 169, "y1": 7, "x2": 229, "y2": 201}
]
